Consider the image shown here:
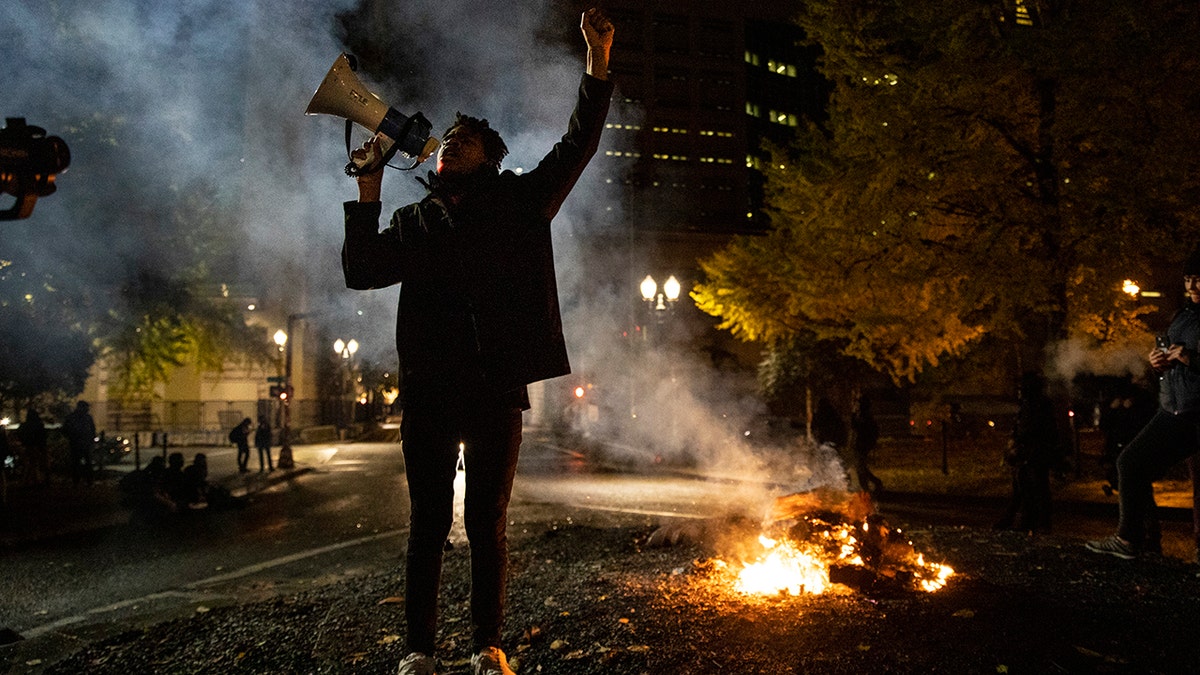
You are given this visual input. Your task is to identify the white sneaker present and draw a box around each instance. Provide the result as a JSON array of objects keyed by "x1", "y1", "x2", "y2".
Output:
[
  {"x1": 471, "y1": 646, "x2": 515, "y2": 675},
  {"x1": 397, "y1": 651, "x2": 436, "y2": 675}
]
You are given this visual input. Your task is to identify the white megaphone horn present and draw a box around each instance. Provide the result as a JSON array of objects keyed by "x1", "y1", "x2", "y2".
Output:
[{"x1": 305, "y1": 53, "x2": 440, "y2": 175}]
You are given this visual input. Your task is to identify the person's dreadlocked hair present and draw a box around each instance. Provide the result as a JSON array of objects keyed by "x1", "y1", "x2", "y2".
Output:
[{"x1": 444, "y1": 113, "x2": 508, "y2": 171}]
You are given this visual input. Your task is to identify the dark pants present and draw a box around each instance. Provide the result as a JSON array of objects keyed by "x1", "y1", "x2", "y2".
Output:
[
  {"x1": 256, "y1": 444, "x2": 273, "y2": 471},
  {"x1": 1116, "y1": 409, "x2": 1200, "y2": 547},
  {"x1": 400, "y1": 396, "x2": 522, "y2": 655},
  {"x1": 236, "y1": 443, "x2": 250, "y2": 472}
]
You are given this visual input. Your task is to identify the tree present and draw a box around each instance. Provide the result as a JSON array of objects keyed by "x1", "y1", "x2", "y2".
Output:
[
  {"x1": 695, "y1": 0, "x2": 1200, "y2": 384},
  {"x1": 0, "y1": 257, "x2": 95, "y2": 411},
  {"x1": 92, "y1": 178, "x2": 268, "y2": 400},
  {"x1": 96, "y1": 270, "x2": 270, "y2": 399}
]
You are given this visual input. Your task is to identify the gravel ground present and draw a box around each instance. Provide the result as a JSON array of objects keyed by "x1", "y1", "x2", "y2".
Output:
[{"x1": 37, "y1": 504, "x2": 1200, "y2": 675}]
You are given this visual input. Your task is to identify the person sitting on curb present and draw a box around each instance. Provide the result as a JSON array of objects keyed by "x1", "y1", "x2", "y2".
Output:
[
  {"x1": 181, "y1": 453, "x2": 246, "y2": 511},
  {"x1": 119, "y1": 455, "x2": 174, "y2": 520}
]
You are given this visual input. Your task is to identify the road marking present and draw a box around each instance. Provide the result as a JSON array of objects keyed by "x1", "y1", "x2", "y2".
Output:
[
  {"x1": 20, "y1": 529, "x2": 405, "y2": 639},
  {"x1": 182, "y1": 529, "x2": 402, "y2": 588}
]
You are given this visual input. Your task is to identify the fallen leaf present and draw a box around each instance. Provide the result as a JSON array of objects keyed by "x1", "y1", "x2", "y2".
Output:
[
  {"x1": 857, "y1": 644, "x2": 871, "y2": 652},
  {"x1": 377, "y1": 634, "x2": 401, "y2": 645},
  {"x1": 378, "y1": 596, "x2": 405, "y2": 605},
  {"x1": 195, "y1": 606, "x2": 211, "y2": 614},
  {"x1": 550, "y1": 639, "x2": 567, "y2": 650},
  {"x1": 952, "y1": 609, "x2": 975, "y2": 618}
]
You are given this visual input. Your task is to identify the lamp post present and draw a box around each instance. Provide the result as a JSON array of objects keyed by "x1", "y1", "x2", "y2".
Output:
[
  {"x1": 277, "y1": 312, "x2": 308, "y2": 470},
  {"x1": 273, "y1": 328, "x2": 287, "y2": 407},
  {"x1": 633, "y1": 271, "x2": 681, "y2": 429},
  {"x1": 640, "y1": 274, "x2": 681, "y2": 332},
  {"x1": 333, "y1": 338, "x2": 359, "y2": 434}
]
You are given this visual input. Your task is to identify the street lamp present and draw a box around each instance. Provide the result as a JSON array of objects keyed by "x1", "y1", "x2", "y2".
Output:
[
  {"x1": 272, "y1": 328, "x2": 287, "y2": 429},
  {"x1": 636, "y1": 273, "x2": 683, "y2": 454},
  {"x1": 640, "y1": 274, "x2": 681, "y2": 311},
  {"x1": 333, "y1": 338, "x2": 359, "y2": 432},
  {"x1": 277, "y1": 312, "x2": 309, "y2": 470}
]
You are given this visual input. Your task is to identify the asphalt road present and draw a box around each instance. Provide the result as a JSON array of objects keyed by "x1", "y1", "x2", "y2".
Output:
[{"x1": 2, "y1": 435, "x2": 1195, "y2": 673}]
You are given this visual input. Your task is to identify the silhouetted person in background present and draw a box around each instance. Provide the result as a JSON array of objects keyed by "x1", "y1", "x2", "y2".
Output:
[
  {"x1": 183, "y1": 452, "x2": 244, "y2": 510},
  {"x1": 181, "y1": 453, "x2": 210, "y2": 508},
  {"x1": 62, "y1": 401, "x2": 96, "y2": 486},
  {"x1": 850, "y1": 395, "x2": 884, "y2": 494},
  {"x1": 17, "y1": 405, "x2": 48, "y2": 486},
  {"x1": 163, "y1": 451, "x2": 187, "y2": 509},
  {"x1": 230, "y1": 417, "x2": 251, "y2": 473},
  {"x1": 813, "y1": 397, "x2": 847, "y2": 449},
  {"x1": 119, "y1": 455, "x2": 173, "y2": 520},
  {"x1": 254, "y1": 416, "x2": 273, "y2": 472},
  {"x1": 996, "y1": 372, "x2": 1059, "y2": 532}
]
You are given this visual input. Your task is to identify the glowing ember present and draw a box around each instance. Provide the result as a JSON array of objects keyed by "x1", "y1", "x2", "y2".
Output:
[
  {"x1": 735, "y1": 535, "x2": 841, "y2": 596},
  {"x1": 723, "y1": 491, "x2": 955, "y2": 596}
]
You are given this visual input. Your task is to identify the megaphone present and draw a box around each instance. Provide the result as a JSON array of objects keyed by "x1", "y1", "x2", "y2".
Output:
[{"x1": 305, "y1": 53, "x2": 440, "y2": 176}]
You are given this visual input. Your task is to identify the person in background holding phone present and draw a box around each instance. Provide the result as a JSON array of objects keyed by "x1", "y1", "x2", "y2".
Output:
[{"x1": 1087, "y1": 249, "x2": 1200, "y2": 560}]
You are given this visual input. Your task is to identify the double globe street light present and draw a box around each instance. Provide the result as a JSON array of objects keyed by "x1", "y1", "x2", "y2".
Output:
[{"x1": 333, "y1": 338, "x2": 359, "y2": 434}]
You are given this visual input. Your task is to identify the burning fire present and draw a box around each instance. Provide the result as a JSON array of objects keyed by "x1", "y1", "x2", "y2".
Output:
[{"x1": 721, "y1": 490, "x2": 954, "y2": 596}]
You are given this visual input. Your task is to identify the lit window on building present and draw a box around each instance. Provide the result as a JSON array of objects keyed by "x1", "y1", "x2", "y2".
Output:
[
  {"x1": 605, "y1": 123, "x2": 643, "y2": 131},
  {"x1": 744, "y1": 51, "x2": 761, "y2": 66},
  {"x1": 1014, "y1": 0, "x2": 1036, "y2": 26},
  {"x1": 768, "y1": 111, "x2": 799, "y2": 127},
  {"x1": 699, "y1": 129, "x2": 735, "y2": 138},
  {"x1": 745, "y1": 102, "x2": 761, "y2": 117},
  {"x1": 766, "y1": 59, "x2": 798, "y2": 77}
]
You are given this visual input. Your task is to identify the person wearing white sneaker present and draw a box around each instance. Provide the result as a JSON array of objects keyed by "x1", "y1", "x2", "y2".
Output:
[
  {"x1": 1088, "y1": 249, "x2": 1200, "y2": 561},
  {"x1": 397, "y1": 651, "x2": 436, "y2": 675},
  {"x1": 472, "y1": 646, "x2": 515, "y2": 675},
  {"x1": 343, "y1": 9, "x2": 615, "y2": 673}
]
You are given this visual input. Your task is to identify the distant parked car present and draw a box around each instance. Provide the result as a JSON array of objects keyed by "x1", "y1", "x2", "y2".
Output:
[{"x1": 94, "y1": 433, "x2": 132, "y2": 465}]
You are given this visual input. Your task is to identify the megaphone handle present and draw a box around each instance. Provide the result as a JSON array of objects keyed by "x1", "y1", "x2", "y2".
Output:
[{"x1": 345, "y1": 132, "x2": 398, "y2": 176}]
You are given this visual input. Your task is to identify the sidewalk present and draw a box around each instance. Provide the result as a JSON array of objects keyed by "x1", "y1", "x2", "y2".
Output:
[{"x1": 0, "y1": 446, "x2": 311, "y2": 548}]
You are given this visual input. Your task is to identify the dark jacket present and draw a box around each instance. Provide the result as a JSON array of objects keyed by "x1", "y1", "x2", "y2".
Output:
[
  {"x1": 342, "y1": 74, "x2": 613, "y2": 402},
  {"x1": 1159, "y1": 301, "x2": 1200, "y2": 415}
]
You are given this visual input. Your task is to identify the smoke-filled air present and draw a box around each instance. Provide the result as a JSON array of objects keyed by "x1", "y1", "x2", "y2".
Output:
[{"x1": 0, "y1": 0, "x2": 847, "y2": 499}]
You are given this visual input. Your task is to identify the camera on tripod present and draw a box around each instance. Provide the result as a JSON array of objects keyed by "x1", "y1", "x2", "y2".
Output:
[{"x1": 0, "y1": 117, "x2": 71, "y2": 220}]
